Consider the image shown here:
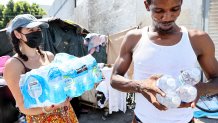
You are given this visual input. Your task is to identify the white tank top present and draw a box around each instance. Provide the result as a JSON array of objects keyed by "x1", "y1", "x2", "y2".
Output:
[{"x1": 133, "y1": 26, "x2": 197, "y2": 123}]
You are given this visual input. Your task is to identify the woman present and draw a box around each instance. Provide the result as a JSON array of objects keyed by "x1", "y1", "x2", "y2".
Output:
[{"x1": 3, "y1": 14, "x2": 78, "y2": 123}]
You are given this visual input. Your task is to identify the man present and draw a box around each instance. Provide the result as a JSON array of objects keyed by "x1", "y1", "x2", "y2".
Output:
[{"x1": 110, "y1": 0, "x2": 218, "y2": 123}]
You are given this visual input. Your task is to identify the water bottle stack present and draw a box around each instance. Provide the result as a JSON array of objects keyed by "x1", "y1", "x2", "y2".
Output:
[
  {"x1": 19, "y1": 53, "x2": 104, "y2": 108},
  {"x1": 156, "y1": 68, "x2": 201, "y2": 109}
]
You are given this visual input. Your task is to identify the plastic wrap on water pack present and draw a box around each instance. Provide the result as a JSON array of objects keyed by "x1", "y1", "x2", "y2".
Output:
[{"x1": 19, "y1": 53, "x2": 103, "y2": 108}]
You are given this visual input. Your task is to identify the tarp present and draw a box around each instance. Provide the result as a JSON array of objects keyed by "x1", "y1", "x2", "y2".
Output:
[
  {"x1": 0, "y1": 18, "x2": 107, "y2": 63},
  {"x1": 107, "y1": 27, "x2": 137, "y2": 64},
  {"x1": 0, "y1": 29, "x2": 14, "y2": 56}
]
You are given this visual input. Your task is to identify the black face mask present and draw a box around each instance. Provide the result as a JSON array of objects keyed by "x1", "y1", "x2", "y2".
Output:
[{"x1": 21, "y1": 31, "x2": 43, "y2": 48}]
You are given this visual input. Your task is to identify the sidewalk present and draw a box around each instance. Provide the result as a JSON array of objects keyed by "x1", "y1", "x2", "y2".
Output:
[
  {"x1": 78, "y1": 108, "x2": 133, "y2": 123},
  {"x1": 78, "y1": 108, "x2": 218, "y2": 123}
]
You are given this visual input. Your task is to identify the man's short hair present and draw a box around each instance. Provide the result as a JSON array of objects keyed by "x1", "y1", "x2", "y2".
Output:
[
  {"x1": 146, "y1": 0, "x2": 182, "y2": 5},
  {"x1": 146, "y1": 0, "x2": 152, "y2": 5}
]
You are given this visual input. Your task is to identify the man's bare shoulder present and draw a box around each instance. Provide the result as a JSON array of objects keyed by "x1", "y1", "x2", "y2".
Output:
[
  {"x1": 188, "y1": 29, "x2": 214, "y2": 55},
  {"x1": 188, "y1": 29, "x2": 213, "y2": 44},
  {"x1": 188, "y1": 29, "x2": 208, "y2": 38},
  {"x1": 122, "y1": 28, "x2": 143, "y2": 50},
  {"x1": 125, "y1": 28, "x2": 143, "y2": 39},
  {"x1": 124, "y1": 28, "x2": 143, "y2": 44}
]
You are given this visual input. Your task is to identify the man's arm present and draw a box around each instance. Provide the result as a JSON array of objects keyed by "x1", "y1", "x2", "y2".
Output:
[
  {"x1": 189, "y1": 30, "x2": 218, "y2": 96},
  {"x1": 111, "y1": 29, "x2": 143, "y2": 93},
  {"x1": 110, "y1": 29, "x2": 166, "y2": 110},
  {"x1": 110, "y1": 29, "x2": 165, "y2": 95}
]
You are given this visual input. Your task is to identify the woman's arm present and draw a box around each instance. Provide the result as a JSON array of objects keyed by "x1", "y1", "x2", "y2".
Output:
[{"x1": 3, "y1": 58, "x2": 62, "y2": 115}]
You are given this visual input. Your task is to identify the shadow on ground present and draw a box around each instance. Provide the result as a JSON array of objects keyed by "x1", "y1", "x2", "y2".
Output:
[
  {"x1": 78, "y1": 107, "x2": 218, "y2": 123},
  {"x1": 78, "y1": 108, "x2": 133, "y2": 123}
]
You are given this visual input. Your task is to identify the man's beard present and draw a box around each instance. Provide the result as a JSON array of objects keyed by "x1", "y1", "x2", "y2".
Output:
[
  {"x1": 155, "y1": 22, "x2": 176, "y2": 34},
  {"x1": 157, "y1": 26, "x2": 175, "y2": 34}
]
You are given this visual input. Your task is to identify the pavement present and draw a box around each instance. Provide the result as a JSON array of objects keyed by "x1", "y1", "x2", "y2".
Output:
[
  {"x1": 78, "y1": 108, "x2": 133, "y2": 123},
  {"x1": 78, "y1": 108, "x2": 218, "y2": 123}
]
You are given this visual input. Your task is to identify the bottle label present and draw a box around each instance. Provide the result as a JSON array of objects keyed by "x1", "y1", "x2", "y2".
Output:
[{"x1": 28, "y1": 80, "x2": 42, "y2": 99}]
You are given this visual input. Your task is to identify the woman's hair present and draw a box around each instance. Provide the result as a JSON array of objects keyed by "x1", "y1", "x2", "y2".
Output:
[{"x1": 10, "y1": 27, "x2": 44, "y2": 61}]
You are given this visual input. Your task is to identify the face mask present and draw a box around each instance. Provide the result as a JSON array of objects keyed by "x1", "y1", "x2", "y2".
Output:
[{"x1": 21, "y1": 31, "x2": 43, "y2": 48}]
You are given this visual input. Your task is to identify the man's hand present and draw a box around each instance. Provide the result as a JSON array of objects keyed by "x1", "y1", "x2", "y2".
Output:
[
  {"x1": 189, "y1": 82, "x2": 205, "y2": 108},
  {"x1": 140, "y1": 74, "x2": 167, "y2": 110},
  {"x1": 141, "y1": 89, "x2": 167, "y2": 110},
  {"x1": 140, "y1": 74, "x2": 165, "y2": 96}
]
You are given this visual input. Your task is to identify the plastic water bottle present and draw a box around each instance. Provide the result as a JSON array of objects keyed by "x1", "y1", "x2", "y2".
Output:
[
  {"x1": 81, "y1": 54, "x2": 97, "y2": 68},
  {"x1": 80, "y1": 55, "x2": 96, "y2": 90},
  {"x1": 179, "y1": 67, "x2": 201, "y2": 85},
  {"x1": 74, "y1": 64, "x2": 90, "y2": 93},
  {"x1": 156, "y1": 75, "x2": 182, "y2": 109},
  {"x1": 156, "y1": 75, "x2": 180, "y2": 92},
  {"x1": 80, "y1": 55, "x2": 103, "y2": 86},
  {"x1": 156, "y1": 90, "x2": 181, "y2": 109},
  {"x1": 52, "y1": 53, "x2": 77, "y2": 65},
  {"x1": 91, "y1": 66, "x2": 103, "y2": 83},
  {"x1": 176, "y1": 84, "x2": 197, "y2": 103},
  {"x1": 63, "y1": 59, "x2": 86, "y2": 97},
  {"x1": 47, "y1": 67, "x2": 67, "y2": 104},
  {"x1": 19, "y1": 73, "x2": 49, "y2": 108},
  {"x1": 64, "y1": 76, "x2": 85, "y2": 97},
  {"x1": 82, "y1": 69, "x2": 95, "y2": 91}
]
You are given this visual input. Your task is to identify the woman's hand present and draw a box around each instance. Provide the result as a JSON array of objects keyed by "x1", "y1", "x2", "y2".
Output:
[{"x1": 43, "y1": 97, "x2": 72, "y2": 113}]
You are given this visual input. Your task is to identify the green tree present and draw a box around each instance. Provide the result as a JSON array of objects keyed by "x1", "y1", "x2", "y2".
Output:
[
  {"x1": 31, "y1": 3, "x2": 46, "y2": 18},
  {"x1": 0, "y1": 0, "x2": 46, "y2": 29},
  {"x1": 2, "y1": 0, "x2": 15, "y2": 28},
  {"x1": 0, "y1": 4, "x2": 5, "y2": 29}
]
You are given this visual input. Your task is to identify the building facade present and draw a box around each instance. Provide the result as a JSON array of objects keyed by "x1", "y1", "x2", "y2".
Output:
[{"x1": 48, "y1": 0, "x2": 218, "y2": 58}]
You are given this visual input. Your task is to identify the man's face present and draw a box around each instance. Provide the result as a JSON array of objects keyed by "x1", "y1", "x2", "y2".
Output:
[{"x1": 148, "y1": 0, "x2": 182, "y2": 33}]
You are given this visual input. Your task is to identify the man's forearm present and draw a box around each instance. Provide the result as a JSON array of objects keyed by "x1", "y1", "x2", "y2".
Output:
[
  {"x1": 111, "y1": 75, "x2": 143, "y2": 93},
  {"x1": 205, "y1": 78, "x2": 218, "y2": 96},
  {"x1": 197, "y1": 77, "x2": 218, "y2": 96}
]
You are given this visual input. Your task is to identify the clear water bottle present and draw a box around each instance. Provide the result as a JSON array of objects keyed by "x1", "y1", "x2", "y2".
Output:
[
  {"x1": 80, "y1": 55, "x2": 97, "y2": 90},
  {"x1": 64, "y1": 75, "x2": 86, "y2": 97},
  {"x1": 20, "y1": 73, "x2": 49, "y2": 108},
  {"x1": 63, "y1": 59, "x2": 86, "y2": 97},
  {"x1": 52, "y1": 53, "x2": 77, "y2": 65},
  {"x1": 176, "y1": 84, "x2": 197, "y2": 103},
  {"x1": 156, "y1": 75, "x2": 180, "y2": 92},
  {"x1": 47, "y1": 67, "x2": 67, "y2": 104},
  {"x1": 156, "y1": 90, "x2": 181, "y2": 109},
  {"x1": 179, "y1": 67, "x2": 201, "y2": 85}
]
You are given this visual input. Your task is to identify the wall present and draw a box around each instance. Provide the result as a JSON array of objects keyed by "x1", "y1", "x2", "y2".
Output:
[
  {"x1": 72, "y1": 0, "x2": 89, "y2": 29},
  {"x1": 48, "y1": 0, "x2": 75, "y2": 21},
  {"x1": 137, "y1": 0, "x2": 203, "y2": 30},
  {"x1": 49, "y1": 0, "x2": 203, "y2": 34},
  {"x1": 74, "y1": 0, "x2": 203, "y2": 34},
  {"x1": 177, "y1": 0, "x2": 203, "y2": 30}
]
